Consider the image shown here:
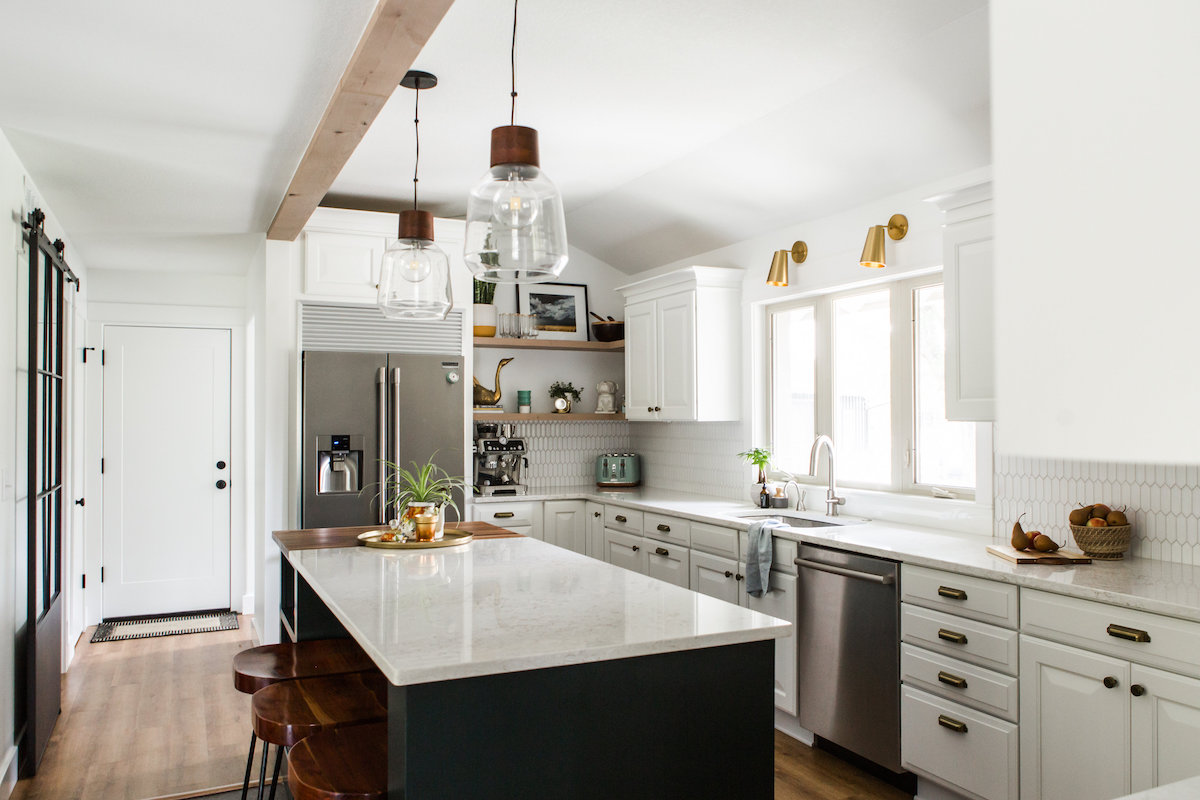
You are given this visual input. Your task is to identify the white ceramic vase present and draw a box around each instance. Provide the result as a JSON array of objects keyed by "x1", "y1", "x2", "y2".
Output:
[{"x1": 473, "y1": 303, "x2": 497, "y2": 337}]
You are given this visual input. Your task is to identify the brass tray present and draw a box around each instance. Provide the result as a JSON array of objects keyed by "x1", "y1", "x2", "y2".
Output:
[{"x1": 358, "y1": 529, "x2": 474, "y2": 549}]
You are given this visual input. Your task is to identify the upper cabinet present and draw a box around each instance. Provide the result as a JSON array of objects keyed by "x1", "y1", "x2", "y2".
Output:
[
  {"x1": 617, "y1": 266, "x2": 741, "y2": 422},
  {"x1": 927, "y1": 181, "x2": 994, "y2": 421}
]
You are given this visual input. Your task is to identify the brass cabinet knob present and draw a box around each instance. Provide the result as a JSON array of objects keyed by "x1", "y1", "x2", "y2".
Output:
[
  {"x1": 735, "y1": 573, "x2": 744, "y2": 581},
  {"x1": 1131, "y1": 684, "x2": 1146, "y2": 697},
  {"x1": 724, "y1": 571, "x2": 733, "y2": 578},
  {"x1": 593, "y1": 511, "x2": 601, "y2": 518},
  {"x1": 631, "y1": 545, "x2": 639, "y2": 552},
  {"x1": 1103, "y1": 676, "x2": 1119, "y2": 689},
  {"x1": 647, "y1": 406, "x2": 654, "y2": 413}
]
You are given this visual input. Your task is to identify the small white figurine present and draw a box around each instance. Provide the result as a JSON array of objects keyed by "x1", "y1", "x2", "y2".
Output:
[{"x1": 595, "y1": 380, "x2": 619, "y2": 414}]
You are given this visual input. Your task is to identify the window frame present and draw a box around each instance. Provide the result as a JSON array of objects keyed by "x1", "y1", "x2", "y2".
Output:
[{"x1": 766, "y1": 274, "x2": 978, "y2": 501}]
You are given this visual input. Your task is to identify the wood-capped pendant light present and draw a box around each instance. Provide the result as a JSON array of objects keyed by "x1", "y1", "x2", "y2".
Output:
[
  {"x1": 378, "y1": 70, "x2": 453, "y2": 320},
  {"x1": 859, "y1": 213, "x2": 908, "y2": 269},
  {"x1": 463, "y1": 0, "x2": 568, "y2": 284}
]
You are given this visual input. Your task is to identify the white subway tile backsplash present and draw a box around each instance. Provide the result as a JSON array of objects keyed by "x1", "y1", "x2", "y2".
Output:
[
  {"x1": 515, "y1": 420, "x2": 632, "y2": 493},
  {"x1": 631, "y1": 421, "x2": 746, "y2": 500},
  {"x1": 995, "y1": 453, "x2": 1200, "y2": 563}
]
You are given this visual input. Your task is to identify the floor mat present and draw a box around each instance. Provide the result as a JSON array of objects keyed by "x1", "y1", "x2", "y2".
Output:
[{"x1": 90, "y1": 611, "x2": 239, "y2": 643}]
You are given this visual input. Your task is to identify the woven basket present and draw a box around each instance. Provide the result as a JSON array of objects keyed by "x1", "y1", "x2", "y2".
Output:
[{"x1": 1070, "y1": 524, "x2": 1132, "y2": 560}]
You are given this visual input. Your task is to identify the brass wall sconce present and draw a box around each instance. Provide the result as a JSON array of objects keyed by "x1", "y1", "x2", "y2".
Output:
[
  {"x1": 766, "y1": 241, "x2": 808, "y2": 287},
  {"x1": 859, "y1": 213, "x2": 908, "y2": 269}
]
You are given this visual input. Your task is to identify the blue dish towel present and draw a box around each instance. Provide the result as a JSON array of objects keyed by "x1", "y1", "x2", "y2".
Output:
[{"x1": 746, "y1": 520, "x2": 784, "y2": 597}]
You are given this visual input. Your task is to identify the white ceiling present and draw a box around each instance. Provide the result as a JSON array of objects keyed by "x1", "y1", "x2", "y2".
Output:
[
  {"x1": 331, "y1": 0, "x2": 992, "y2": 272},
  {"x1": 0, "y1": 0, "x2": 990, "y2": 277},
  {"x1": 0, "y1": 0, "x2": 379, "y2": 274}
]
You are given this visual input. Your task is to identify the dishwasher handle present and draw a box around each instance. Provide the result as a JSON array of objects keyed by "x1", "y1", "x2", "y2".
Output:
[{"x1": 794, "y1": 557, "x2": 895, "y2": 585}]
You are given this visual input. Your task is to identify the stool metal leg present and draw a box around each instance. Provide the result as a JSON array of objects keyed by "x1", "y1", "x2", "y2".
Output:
[
  {"x1": 256, "y1": 741, "x2": 271, "y2": 800},
  {"x1": 268, "y1": 745, "x2": 285, "y2": 800},
  {"x1": 240, "y1": 731, "x2": 257, "y2": 800}
]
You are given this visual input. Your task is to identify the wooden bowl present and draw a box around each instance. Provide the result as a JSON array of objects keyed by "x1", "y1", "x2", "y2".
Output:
[
  {"x1": 591, "y1": 321, "x2": 624, "y2": 342},
  {"x1": 1069, "y1": 524, "x2": 1132, "y2": 560}
]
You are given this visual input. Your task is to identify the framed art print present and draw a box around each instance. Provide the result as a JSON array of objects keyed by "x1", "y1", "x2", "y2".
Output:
[{"x1": 517, "y1": 282, "x2": 590, "y2": 341}]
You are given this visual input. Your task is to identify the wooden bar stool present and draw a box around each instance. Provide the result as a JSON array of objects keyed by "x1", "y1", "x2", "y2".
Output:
[
  {"x1": 233, "y1": 640, "x2": 377, "y2": 800},
  {"x1": 287, "y1": 722, "x2": 387, "y2": 800},
  {"x1": 252, "y1": 671, "x2": 388, "y2": 799}
]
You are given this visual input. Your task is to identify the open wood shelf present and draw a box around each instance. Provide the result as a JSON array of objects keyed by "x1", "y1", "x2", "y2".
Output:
[
  {"x1": 473, "y1": 412, "x2": 627, "y2": 422},
  {"x1": 473, "y1": 337, "x2": 624, "y2": 352}
]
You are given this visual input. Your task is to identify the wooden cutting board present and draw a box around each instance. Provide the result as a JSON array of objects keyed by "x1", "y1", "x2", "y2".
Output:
[{"x1": 986, "y1": 544, "x2": 1092, "y2": 565}]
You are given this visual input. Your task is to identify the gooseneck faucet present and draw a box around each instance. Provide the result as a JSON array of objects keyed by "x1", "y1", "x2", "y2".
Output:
[{"x1": 808, "y1": 434, "x2": 845, "y2": 517}]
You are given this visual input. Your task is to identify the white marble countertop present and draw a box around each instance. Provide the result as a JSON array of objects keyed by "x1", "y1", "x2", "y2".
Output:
[
  {"x1": 473, "y1": 487, "x2": 1200, "y2": 623},
  {"x1": 1118, "y1": 776, "x2": 1200, "y2": 799},
  {"x1": 287, "y1": 536, "x2": 790, "y2": 687}
]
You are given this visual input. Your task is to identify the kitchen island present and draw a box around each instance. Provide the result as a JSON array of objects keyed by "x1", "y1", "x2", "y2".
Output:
[{"x1": 273, "y1": 523, "x2": 790, "y2": 799}]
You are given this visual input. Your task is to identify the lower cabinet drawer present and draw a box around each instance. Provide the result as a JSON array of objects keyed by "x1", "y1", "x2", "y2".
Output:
[
  {"x1": 477, "y1": 502, "x2": 538, "y2": 529},
  {"x1": 644, "y1": 513, "x2": 690, "y2": 548},
  {"x1": 690, "y1": 521, "x2": 738, "y2": 559},
  {"x1": 902, "y1": 603, "x2": 1019, "y2": 675},
  {"x1": 738, "y1": 531, "x2": 798, "y2": 574},
  {"x1": 901, "y1": 644, "x2": 1019, "y2": 723},
  {"x1": 646, "y1": 542, "x2": 690, "y2": 589},
  {"x1": 901, "y1": 686, "x2": 1019, "y2": 800}
]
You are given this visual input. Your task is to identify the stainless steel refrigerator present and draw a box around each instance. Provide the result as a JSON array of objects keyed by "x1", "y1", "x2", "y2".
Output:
[{"x1": 301, "y1": 351, "x2": 465, "y2": 528}]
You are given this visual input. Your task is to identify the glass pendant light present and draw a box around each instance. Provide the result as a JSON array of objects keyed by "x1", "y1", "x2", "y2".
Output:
[
  {"x1": 464, "y1": 0, "x2": 568, "y2": 284},
  {"x1": 378, "y1": 70, "x2": 452, "y2": 320}
]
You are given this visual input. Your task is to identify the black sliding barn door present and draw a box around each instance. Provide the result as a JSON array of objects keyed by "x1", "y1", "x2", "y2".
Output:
[{"x1": 19, "y1": 209, "x2": 77, "y2": 774}]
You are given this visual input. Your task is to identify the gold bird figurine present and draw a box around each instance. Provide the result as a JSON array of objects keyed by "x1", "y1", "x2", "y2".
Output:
[{"x1": 473, "y1": 357, "x2": 513, "y2": 406}]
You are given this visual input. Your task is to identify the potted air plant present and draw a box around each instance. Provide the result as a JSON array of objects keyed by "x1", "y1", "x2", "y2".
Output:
[
  {"x1": 473, "y1": 278, "x2": 498, "y2": 337},
  {"x1": 379, "y1": 455, "x2": 466, "y2": 541}
]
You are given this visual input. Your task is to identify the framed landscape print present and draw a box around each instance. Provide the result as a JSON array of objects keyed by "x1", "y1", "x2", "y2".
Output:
[{"x1": 517, "y1": 282, "x2": 590, "y2": 341}]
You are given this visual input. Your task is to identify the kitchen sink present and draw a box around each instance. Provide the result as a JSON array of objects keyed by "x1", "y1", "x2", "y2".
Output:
[{"x1": 735, "y1": 510, "x2": 865, "y2": 528}]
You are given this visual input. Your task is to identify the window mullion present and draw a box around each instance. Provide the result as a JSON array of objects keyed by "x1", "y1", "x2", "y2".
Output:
[
  {"x1": 891, "y1": 281, "x2": 913, "y2": 492},
  {"x1": 814, "y1": 295, "x2": 833, "y2": 485}
]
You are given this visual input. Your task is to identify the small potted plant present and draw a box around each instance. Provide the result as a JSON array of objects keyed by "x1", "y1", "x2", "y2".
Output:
[
  {"x1": 738, "y1": 447, "x2": 772, "y2": 505},
  {"x1": 473, "y1": 278, "x2": 497, "y2": 337},
  {"x1": 548, "y1": 381, "x2": 582, "y2": 413},
  {"x1": 379, "y1": 455, "x2": 465, "y2": 541}
]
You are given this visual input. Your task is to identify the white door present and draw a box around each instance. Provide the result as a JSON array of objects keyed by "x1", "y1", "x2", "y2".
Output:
[
  {"x1": 66, "y1": 299, "x2": 87, "y2": 656},
  {"x1": 102, "y1": 326, "x2": 232, "y2": 618},
  {"x1": 1131, "y1": 664, "x2": 1200, "y2": 792},
  {"x1": 1020, "y1": 636, "x2": 1131, "y2": 800},
  {"x1": 624, "y1": 299, "x2": 658, "y2": 420},
  {"x1": 690, "y1": 552, "x2": 740, "y2": 605},
  {"x1": 656, "y1": 291, "x2": 696, "y2": 420}
]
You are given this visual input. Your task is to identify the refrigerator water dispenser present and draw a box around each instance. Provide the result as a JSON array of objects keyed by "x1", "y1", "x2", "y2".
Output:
[{"x1": 316, "y1": 434, "x2": 363, "y2": 494}]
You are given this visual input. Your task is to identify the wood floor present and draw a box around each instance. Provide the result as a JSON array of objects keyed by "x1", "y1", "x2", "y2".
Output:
[
  {"x1": 11, "y1": 616, "x2": 909, "y2": 800},
  {"x1": 12, "y1": 617, "x2": 256, "y2": 800}
]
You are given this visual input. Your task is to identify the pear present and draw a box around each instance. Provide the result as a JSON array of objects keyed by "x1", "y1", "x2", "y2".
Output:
[
  {"x1": 1107, "y1": 509, "x2": 1129, "y2": 526},
  {"x1": 1091, "y1": 503, "x2": 1112, "y2": 519},
  {"x1": 1086, "y1": 517, "x2": 1108, "y2": 528},
  {"x1": 1011, "y1": 513, "x2": 1031, "y2": 551},
  {"x1": 1069, "y1": 506, "x2": 1093, "y2": 526},
  {"x1": 1032, "y1": 534, "x2": 1060, "y2": 553}
]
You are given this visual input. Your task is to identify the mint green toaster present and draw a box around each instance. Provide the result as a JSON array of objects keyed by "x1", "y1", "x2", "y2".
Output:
[{"x1": 595, "y1": 453, "x2": 640, "y2": 487}]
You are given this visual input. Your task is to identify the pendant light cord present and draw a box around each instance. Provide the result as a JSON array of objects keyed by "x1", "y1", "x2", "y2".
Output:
[
  {"x1": 413, "y1": 84, "x2": 420, "y2": 211},
  {"x1": 510, "y1": 0, "x2": 519, "y2": 125}
]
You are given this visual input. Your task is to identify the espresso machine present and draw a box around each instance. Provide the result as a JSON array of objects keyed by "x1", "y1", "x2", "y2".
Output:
[{"x1": 473, "y1": 422, "x2": 529, "y2": 496}]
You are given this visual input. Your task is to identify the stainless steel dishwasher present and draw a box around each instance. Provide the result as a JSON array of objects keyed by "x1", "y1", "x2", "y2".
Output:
[{"x1": 795, "y1": 543, "x2": 902, "y2": 772}]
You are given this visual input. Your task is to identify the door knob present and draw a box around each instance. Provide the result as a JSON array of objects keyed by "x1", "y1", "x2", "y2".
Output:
[
  {"x1": 216, "y1": 480, "x2": 228, "y2": 490},
  {"x1": 216, "y1": 460, "x2": 227, "y2": 470},
  {"x1": 1103, "y1": 676, "x2": 1119, "y2": 689}
]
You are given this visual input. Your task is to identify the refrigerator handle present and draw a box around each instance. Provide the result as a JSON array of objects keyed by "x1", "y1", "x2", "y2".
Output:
[
  {"x1": 391, "y1": 366, "x2": 402, "y2": 518},
  {"x1": 376, "y1": 367, "x2": 387, "y2": 524}
]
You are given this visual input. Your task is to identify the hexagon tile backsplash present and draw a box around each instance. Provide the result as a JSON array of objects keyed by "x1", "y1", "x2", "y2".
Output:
[{"x1": 994, "y1": 454, "x2": 1200, "y2": 565}]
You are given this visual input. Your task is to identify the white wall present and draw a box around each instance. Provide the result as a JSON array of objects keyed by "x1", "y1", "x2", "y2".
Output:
[
  {"x1": 991, "y1": 0, "x2": 1200, "y2": 463},
  {"x1": 627, "y1": 166, "x2": 994, "y2": 532},
  {"x1": 0, "y1": 128, "x2": 90, "y2": 793}
]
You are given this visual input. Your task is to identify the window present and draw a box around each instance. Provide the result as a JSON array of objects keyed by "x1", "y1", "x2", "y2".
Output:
[{"x1": 768, "y1": 276, "x2": 976, "y2": 496}]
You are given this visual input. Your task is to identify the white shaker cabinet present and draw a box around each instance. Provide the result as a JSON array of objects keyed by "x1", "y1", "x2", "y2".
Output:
[
  {"x1": 690, "y1": 551, "x2": 741, "y2": 605},
  {"x1": 1131, "y1": 664, "x2": 1200, "y2": 791},
  {"x1": 604, "y1": 529, "x2": 647, "y2": 575},
  {"x1": 742, "y1": 569, "x2": 798, "y2": 716},
  {"x1": 584, "y1": 501, "x2": 604, "y2": 560},
  {"x1": 645, "y1": 541, "x2": 690, "y2": 589},
  {"x1": 303, "y1": 230, "x2": 386, "y2": 300},
  {"x1": 617, "y1": 266, "x2": 741, "y2": 422},
  {"x1": 926, "y1": 181, "x2": 994, "y2": 421},
  {"x1": 1020, "y1": 636, "x2": 1131, "y2": 800},
  {"x1": 543, "y1": 500, "x2": 586, "y2": 553}
]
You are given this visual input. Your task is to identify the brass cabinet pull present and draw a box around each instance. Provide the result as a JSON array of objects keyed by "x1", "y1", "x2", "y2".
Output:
[
  {"x1": 938, "y1": 586, "x2": 968, "y2": 601},
  {"x1": 938, "y1": 715, "x2": 968, "y2": 734},
  {"x1": 937, "y1": 671, "x2": 968, "y2": 689},
  {"x1": 493, "y1": 511, "x2": 515, "y2": 519},
  {"x1": 1131, "y1": 684, "x2": 1146, "y2": 697},
  {"x1": 657, "y1": 524, "x2": 671, "y2": 532},
  {"x1": 654, "y1": 547, "x2": 669, "y2": 557},
  {"x1": 615, "y1": 515, "x2": 627, "y2": 523},
  {"x1": 1107, "y1": 624, "x2": 1151, "y2": 643},
  {"x1": 1103, "y1": 676, "x2": 1119, "y2": 689},
  {"x1": 938, "y1": 629, "x2": 968, "y2": 645}
]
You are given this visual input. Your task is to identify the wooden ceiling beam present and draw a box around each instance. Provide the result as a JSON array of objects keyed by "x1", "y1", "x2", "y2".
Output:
[{"x1": 266, "y1": 0, "x2": 455, "y2": 241}]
